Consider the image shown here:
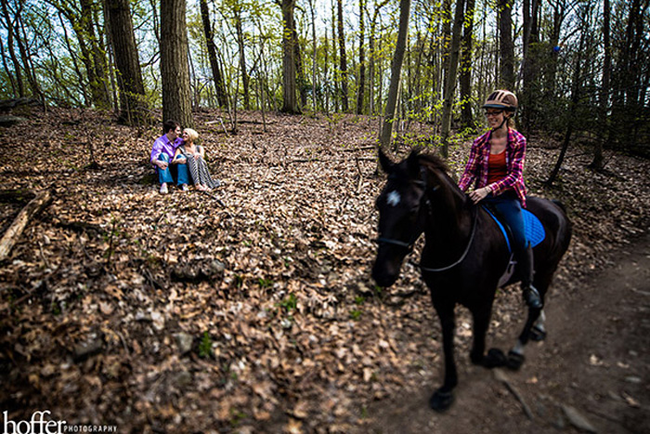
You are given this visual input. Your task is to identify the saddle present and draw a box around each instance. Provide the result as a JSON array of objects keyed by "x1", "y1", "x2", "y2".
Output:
[{"x1": 482, "y1": 205, "x2": 546, "y2": 287}]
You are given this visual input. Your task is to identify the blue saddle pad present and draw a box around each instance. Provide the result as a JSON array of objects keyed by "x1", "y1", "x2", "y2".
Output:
[{"x1": 483, "y1": 207, "x2": 546, "y2": 253}]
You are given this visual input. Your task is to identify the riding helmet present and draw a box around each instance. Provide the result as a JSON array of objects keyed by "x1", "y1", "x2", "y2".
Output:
[{"x1": 483, "y1": 90, "x2": 518, "y2": 112}]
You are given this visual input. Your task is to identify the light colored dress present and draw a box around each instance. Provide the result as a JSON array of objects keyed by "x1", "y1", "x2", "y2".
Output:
[{"x1": 177, "y1": 145, "x2": 220, "y2": 189}]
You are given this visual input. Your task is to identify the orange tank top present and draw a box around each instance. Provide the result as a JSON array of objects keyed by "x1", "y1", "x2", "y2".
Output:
[{"x1": 487, "y1": 151, "x2": 507, "y2": 184}]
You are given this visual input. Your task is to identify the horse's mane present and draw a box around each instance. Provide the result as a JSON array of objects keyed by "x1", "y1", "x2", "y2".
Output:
[
  {"x1": 416, "y1": 152, "x2": 450, "y2": 175},
  {"x1": 415, "y1": 152, "x2": 467, "y2": 202}
]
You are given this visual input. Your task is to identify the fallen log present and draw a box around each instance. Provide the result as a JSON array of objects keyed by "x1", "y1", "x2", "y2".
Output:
[{"x1": 0, "y1": 189, "x2": 52, "y2": 262}]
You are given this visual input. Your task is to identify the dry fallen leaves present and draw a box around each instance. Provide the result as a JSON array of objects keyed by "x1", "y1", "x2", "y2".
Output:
[{"x1": 0, "y1": 108, "x2": 649, "y2": 432}]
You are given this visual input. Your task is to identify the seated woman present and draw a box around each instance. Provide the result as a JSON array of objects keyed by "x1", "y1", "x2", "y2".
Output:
[{"x1": 173, "y1": 128, "x2": 221, "y2": 191}]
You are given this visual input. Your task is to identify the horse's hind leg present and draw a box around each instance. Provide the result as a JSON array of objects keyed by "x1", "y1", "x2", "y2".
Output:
[
  {"x1": 530, "y1": 310, "x2": 547, "y2": 341},
  {"x1": 429, "y1": 302, "x2": 457, "y2": 411},
  {"x1": 507, "y1": 273, "x2": 553, "y2": 369},
  {"x1": 507, "y1": 306, "x2": 541, "y2": 370}
]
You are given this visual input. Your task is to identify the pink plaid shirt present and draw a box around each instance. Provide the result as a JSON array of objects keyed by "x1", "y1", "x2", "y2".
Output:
[{"x1": 458, "y1": 128, "x2": 528, "y2": 208}]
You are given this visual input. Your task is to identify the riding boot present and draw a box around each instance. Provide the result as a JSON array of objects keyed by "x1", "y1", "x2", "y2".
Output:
[{"x1": 520, "y1": 243, "x2": 543, "y2": 309}]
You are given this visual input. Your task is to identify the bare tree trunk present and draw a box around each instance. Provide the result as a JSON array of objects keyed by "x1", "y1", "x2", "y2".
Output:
[
  {"x1": 58, "y1": 12, "x2": 89, "y2": 106},
  {"x1": 308, "y1": 0, "x2": 317, "y2": 111},
  {"x1": 590, "y1": 0, "x2": 610, "y2": 170},
  {"x1": 379, "y1": 0, "x2": 411, "y2": 151},
  {"x1": 14, "y1": 7, "x2": 43, "y2": 101},
  {"x1": 80, "y1": 0, "x2": 110, "y2": 109},
  {"x1": 546, "y1": 4, "x2": 588, "y2": 186},
  {"x1": 440, "y1": 0, "x2": 466, "y2": 158},
  {"x1": 356, "y1": 0, "x2": 366, "y2": 114},
  {"x1": 0, "y1": 37, "x2": 17, "y2": 96},
  {"x1": 233, "y1": 4, "x2": 250, "y2": 110},
  {"x1": 0, "y1": 1, "x2": 25, "y2": 97},
  {"x1": 520, "y1": 0, "x2": 539, "y2": 132},
  {"x1": 337, "y1": 0, "x2": 349, "y2": 112},
  {"x1": 441, "y1": 0, "x2": 452, "y2": 92},
  {"x1": 498, "y1": 0, "x2": 514, "y2": 89},
  {"x1": 459, "y1": 0, "x2": 475, "y2": 131},
  {"x1": 294, "y1": 17, "x2": 308, "y2": 109},
  {"x1": 105, "y1": 0, "x2": 150, "y2": 125},
  {"x1": 280, "y1": 0, "x2": 300, "y2": 114},
  {"x1": 200, "y1": 0, "x2": 228, "y2": 108},
  {"x1": 368, "y1": 1, "x2": 389, "y2": 115},
  {"x1": 161, "y1": 0, "x2": 194, "y2": 127}
]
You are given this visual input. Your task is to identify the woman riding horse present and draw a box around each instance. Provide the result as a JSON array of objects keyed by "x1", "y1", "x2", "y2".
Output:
[
  {"x1": 459, "y1": 90, "x2": 542, "y2": 309},
  {"x1": 372, "y1": 149, "x2": 572, "y2": 411}
]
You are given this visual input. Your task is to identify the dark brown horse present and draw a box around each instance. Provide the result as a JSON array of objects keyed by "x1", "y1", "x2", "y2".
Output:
[{"x1": 372, "y1": 151, "x2": 572, "y2": 411}]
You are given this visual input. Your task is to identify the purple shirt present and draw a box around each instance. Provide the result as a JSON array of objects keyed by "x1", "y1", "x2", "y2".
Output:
[
  {"x1": 458, "y1": 128, "x2": 528, "y2": 208},
  {"x1": 150, "y1": 134, "x2": 183, "y2": 165}
]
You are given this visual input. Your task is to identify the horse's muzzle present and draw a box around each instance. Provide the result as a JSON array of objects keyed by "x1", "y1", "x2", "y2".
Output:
[{"x1": 371, "y1": 259, "x2": 399, "y2": 288}]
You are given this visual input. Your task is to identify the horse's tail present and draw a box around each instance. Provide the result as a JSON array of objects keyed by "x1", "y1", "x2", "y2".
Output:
[{"x1": 551, "y1": 199, "x2": 567, "y2": 214}]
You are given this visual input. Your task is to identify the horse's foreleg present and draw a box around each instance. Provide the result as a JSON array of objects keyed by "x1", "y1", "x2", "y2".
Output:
[
  {"x1": 470, "y1": 306, "x2": 492, "y2": 365},
  {"x1": 429, "y1": 304, "x2": 456, "y2": 411}
]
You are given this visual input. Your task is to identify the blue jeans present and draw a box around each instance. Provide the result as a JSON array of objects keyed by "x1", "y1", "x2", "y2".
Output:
[
  {"x1": 157, "y1": 153, "x2": 189, "y2": 186},
  {"x1": 484, "y1": 192, "x2": 528, "y2": 252}
]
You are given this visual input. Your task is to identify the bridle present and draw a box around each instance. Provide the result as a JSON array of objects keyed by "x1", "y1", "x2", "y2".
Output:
[
  {"x1": 375, "y1": 165, "x2": 478, "y2": 273},
  {"x1": 420, "y1": 205, "x2": 478, "y2": 273},
  {"x1": 374, "y1": 167, "x2": 429, "y2": 253}
]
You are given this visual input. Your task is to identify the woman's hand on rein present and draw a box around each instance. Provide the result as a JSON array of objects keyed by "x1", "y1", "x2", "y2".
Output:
[{"x1": 469, "y1": 187, "x2": 490, "y2": 204}]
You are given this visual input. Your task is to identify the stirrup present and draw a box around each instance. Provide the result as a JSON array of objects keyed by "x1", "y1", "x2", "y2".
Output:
[{"x1": 523, "y1": 285, "x2": 543, "y2": 309}]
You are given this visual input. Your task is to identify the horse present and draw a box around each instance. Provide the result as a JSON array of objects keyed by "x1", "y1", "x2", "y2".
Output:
[{"x1": 371, "y1": 150, "x2": 572, "y2": 411}]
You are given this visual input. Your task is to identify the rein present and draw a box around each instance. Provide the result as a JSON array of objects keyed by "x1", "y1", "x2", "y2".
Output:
[{"x1": 420, "y1": 204, "x2": 478, "y2": 273}]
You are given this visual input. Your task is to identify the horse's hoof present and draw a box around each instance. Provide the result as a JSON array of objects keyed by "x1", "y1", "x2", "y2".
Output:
[
  {"x1": 530, "y1": 325, "x2": 547, "y2": 342},
  {"x1": 429, "y1": 389, "x2": 454, "y2": 411},
  {"x1": 470, "y1": 352, "x2": 484, "y2": 365},
  {"x1": 483, "y1": 348, "x2": 507, "y2": 368},
  {"x1": 507, "y1": 350, "x2": 525, "y2": 370}
]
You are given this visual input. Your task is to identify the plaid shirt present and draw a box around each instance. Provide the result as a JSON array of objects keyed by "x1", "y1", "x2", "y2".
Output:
[{"x1": 458, "y1": 128, "x2": 528, "y2": 208}]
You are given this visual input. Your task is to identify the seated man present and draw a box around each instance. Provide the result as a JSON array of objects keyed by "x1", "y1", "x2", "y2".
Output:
[{"x1": 150, "y1": 120, "x2": 189, "y2": 194}]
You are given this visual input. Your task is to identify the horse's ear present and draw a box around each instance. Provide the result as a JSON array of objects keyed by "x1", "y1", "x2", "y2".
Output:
[
  {"x1": 406, "y1": 150, "x2": 420, "y2": 178},
  {"x1": 378, "y1": 148, "x2": 394, "y2": 173}
]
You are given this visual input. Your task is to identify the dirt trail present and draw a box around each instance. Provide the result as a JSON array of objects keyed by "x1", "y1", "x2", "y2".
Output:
[{"x1": 364, "y1": 233, "x2": 650, "y2": 434}]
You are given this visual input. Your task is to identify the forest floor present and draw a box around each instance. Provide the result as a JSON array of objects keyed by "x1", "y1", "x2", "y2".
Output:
[{"x1": 0, "y1": 107, "x2": 649, "y2": 433}]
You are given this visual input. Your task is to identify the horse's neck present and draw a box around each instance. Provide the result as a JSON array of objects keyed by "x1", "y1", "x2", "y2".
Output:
[{"x1": 423, "y1": 173, "x2": 472, "y2": 252}]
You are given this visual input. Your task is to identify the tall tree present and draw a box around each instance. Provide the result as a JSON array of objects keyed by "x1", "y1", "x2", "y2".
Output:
[
  {"x1": 200, "y1": 0, "x2": 228, "y2": 108},
  {"x1": 105, "y1": 0, "x2": 150, "y2": 125},
  {"x1": 590, "y1": 0, "x2": 611, "y2": 170},
  {"x1": 367, "y1": 1, "x2": 385, "y2": 115},
  {"x1": 161, "y1": 0, "x2": 193, "y2": 127},
  {"x1": 440, "y1": 0, "x2": 466, "y2": 158},
  {"x1": 308, "y1": 0, "x2": 317, "y2": 110},
  {"x1": 547, "y1": 2, "x2": 590, "y2": 185},
  {"x1": 337, "y1": 0, "x2": 349, "y2": 112},
  {"x1": 520, "y1": 0, "x2": 540, "y2": 131},
  {"x1": 498, "y1": 0, "x2": 514, "y2": 89},
  {"x1": 48, "y1": 0, "x2": 110, "y2": 108},
  {"x1": 0, "y1": 0, "x2": 25, "y2": 98},
  {"x1": 80, "y1": 0, "x2": 110, "y2": 109},
  {"x1": 379, "y1": 0, "x2": 410, "y2": 150},
  {"x1": 280, "y1": 0, "x2": 299, "y2": 114},
  {"x1": 233, "y1": 3, "x2": 250, "y2": 110},
  {"x1": 459, "y1": 0, "x2": 475, "y2": 130},
  {"x1": 356, "y1": 0, "x2": 366, "y2": 114}
]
